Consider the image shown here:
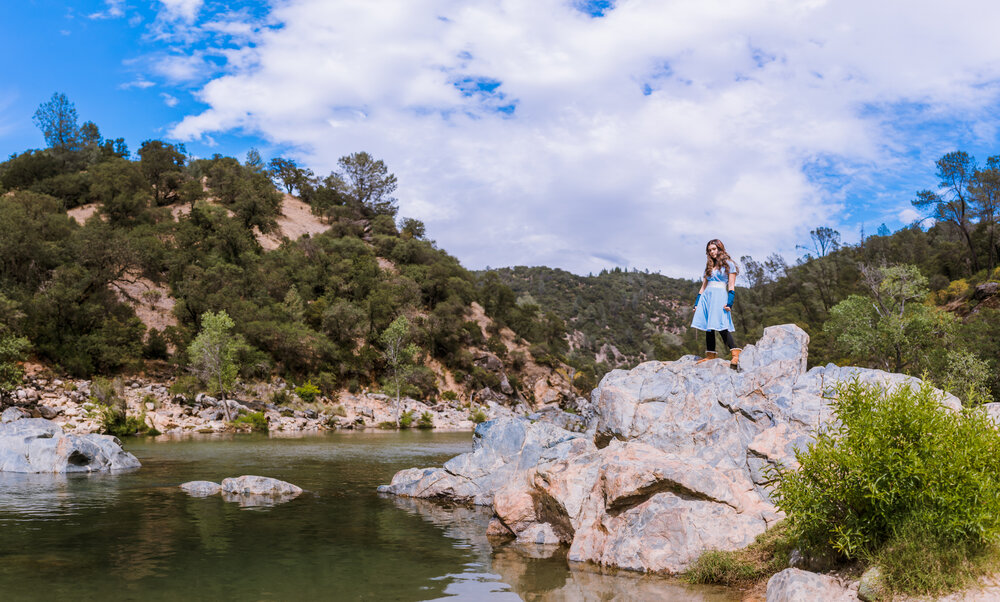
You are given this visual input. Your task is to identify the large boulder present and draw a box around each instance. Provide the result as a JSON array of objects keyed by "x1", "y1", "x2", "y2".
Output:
[
  {"x1": 378, "y1": 417, "x2": 595, "y2": 505},
  {"x1": 0, "y1": 417, "x2": 141, "y2": 473},
  {"x1": 766, "y1": 568, "x2": 856, "y2": 601},
  {"x1": 380, "y1": 324, "x2": 960, "y2": 574}
]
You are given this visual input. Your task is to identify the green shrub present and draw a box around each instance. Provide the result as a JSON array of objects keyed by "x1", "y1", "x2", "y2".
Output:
[
  {"x1": 96, "y1": 406, "x2": 149, "y2": 438},
  {"x1": 332, "y1": 404, "x2": 347, "y2": 417},
  {"x1": 169, "y1": 375, "x2": 201, "y2": 399},
  {"x1": 295, "y1": 381, "x2": 321, "y2": 403},
  {"x1": 231, "y1": 411, "x2": 268, "y2": 432},
  {"x1": 469, "y1": 406, "x2": 487, "y2": 423},
  {"x1": 441, "y1": 390, "x2": 458, "y2": 401},
  {"x1": 417, "y1": 411, "x2": 434, "y2": 429},
  {"x1": 772, "y1": 380, "x2": 1000, "y2": 596},
  {"x1": 141, "y1": 393, "x2": 159, "y2": 409},
  {"x1": 399, "y1": 409, "x2": 415, "y2": 429},
  {"x1": 270, "y1": 388, "x2": 292, "y2": 405},
  {"x1": 377, "y1": 421, "x2": 397, "y2": 429}
]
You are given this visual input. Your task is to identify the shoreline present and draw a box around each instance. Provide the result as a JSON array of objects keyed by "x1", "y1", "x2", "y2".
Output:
[{"x1": 2, "y1": 374, "x2": 527, "y2": 436}]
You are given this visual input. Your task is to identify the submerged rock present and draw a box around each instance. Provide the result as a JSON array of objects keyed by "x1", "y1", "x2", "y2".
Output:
[
  {"x1": 0, "y1": 417, "x2": 141, "y2": 473},
  {"x1": 380, "y1": 324, "x2": 960, "y2": 575}
]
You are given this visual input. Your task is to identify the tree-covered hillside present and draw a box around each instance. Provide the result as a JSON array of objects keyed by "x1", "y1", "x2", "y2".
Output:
[
  {"x1": 0, "y1": 93, "x2": 572, "y2": 407},
  {"x1": 483, "y1": 266, "x2": 696, "y2": 374}
]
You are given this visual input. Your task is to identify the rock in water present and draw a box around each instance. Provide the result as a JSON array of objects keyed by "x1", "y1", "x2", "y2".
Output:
[
  {"x1": 180, "y1": 480, "x2": 223, "y2": 496},
  {"x1": 0, "y1": 418, "x2": 141, "y2": 473},
  {"x1": 221, "y1": 475, "x2": 303, "y2": 496},
  {"x1": 379, "y1": 324, "x2": 961, "y2": 574}
]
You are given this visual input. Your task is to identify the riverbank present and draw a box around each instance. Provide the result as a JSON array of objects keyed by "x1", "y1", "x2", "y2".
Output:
[{"x1": 2, "y1": 372, "x2": 546, "y2": 435}]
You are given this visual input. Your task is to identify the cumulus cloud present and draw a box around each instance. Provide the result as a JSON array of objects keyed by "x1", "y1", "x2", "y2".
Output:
[
  {"x1": 159, "y1": 0, "x2": 203, "y2": 23},
  {"x1": 164, "y1": 0, "x2": 1000, "y2": 276}
]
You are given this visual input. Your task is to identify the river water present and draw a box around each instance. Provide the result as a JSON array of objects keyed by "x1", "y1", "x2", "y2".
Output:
[{"x1": 0, "y1": 430, "x2": 738, "y2": 600}]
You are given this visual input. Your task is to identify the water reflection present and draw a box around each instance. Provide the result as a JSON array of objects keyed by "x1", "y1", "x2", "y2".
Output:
[{"x1": 388, "y1": 495, "x2": 740, "y2": 601}]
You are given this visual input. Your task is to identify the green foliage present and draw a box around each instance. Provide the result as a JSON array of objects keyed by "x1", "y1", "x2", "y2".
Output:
[
  {"x1": 469, "y1": 406, "x2": 487, "y2": 423},
  {"x1": 169, "y1": 375, "x2": 201, "y2": 401},
  {"x1": 270, "y1": 388, "x2": 293, "y2": 405},
  {"x1": 772, "y1": 380, "x2": 1000, "y2": 594},
  {"x1": 96, "y1": 405, "x2": 149, "y2": 438},
  {"x1": 823, "y1": 264, "x2": 956, "y2": 377},
  {"x1": 417, "y1": 411, "x2": 434, "y2": 429},
  {"x1": 398, "y1": 409, "x2": 415, "y2": 428},
  {"x1": 294, "y1": 381, "x2": 321, "y2": 403},
  {"x1": 684, "y1": 522, "x2": 795, "y2": 587},
  {"x1": 188, "y1": 311, "x2": 244, "y2": 418},
  {"x1": 143, "y1": 328, "x2": 169, "y2": 360},
  {"x1": 0, "y1": 333, "x2": 30, "y2": 397},
  {"x1": 231, "y1": 411, "x2": 268, "y2": 432},
  {"x1": 33, "y1": 92, "x2": 79, "y2": 149},
  {"x1": 441, "y1": 390, "x2": 458, "y2": 401},
  {"x1": 331, "y1": 404, "x2": 347, "y2": 417}
]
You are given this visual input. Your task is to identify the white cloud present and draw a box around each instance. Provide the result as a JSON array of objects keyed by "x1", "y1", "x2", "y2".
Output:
[
  {"x1": 165, "y1": 0, "x2": 1000, "y2": 276},
  {"x1": 162, "y1": 93, "x2": 180, "y2": 107},
  {"x1": 159, "y1": 0, "x2": 203, "y2": 23},
  {"x1": 89, "y1": 0, "x2": 125, "y2": 20}
]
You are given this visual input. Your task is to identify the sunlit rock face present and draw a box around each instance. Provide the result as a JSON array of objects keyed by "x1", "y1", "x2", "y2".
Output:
[
  {"x1": 0, "y1": 417, "x2": 141, "y2": 473},
  {"x1": 381, "y1": 324, "x2": 960, "y2": 574}
]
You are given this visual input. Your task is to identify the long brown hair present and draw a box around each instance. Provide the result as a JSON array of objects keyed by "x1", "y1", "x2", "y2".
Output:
[{"x1": 703, "y1": 239, "x2": 739, "y2": 279}]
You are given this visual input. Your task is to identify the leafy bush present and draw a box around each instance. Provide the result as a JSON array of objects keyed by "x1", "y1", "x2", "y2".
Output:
[
  {"x1": 169, "y1": 375, "x2": 201, "y2": 400},
  {"x1": 270, "y1": 388, "x2": 292, "y2": 405},
  {"x1": 295, "y1": 381, "x2": 321, "y2": 403},
  {"x1": 417, "y1": 411, "x2": 434, "y2": 429},
  {"x1": 399, "y1": 409, "x2": 415, "y2": 429},
  {"x1": 441, "y1": 390, "x2": 458, "y2": 401},
  {"x1": 96, "y1": 405, "x2": 149, "y2": 438},
  {"x1": 231, "y1": 411, "x2": 268, "y2": 432},
  {"x1": 469, "y1": 406, "x2": 487, "y2": 423},
  {"x1": 772, "y1": 380, "x2": 1000, "y2": 595}
]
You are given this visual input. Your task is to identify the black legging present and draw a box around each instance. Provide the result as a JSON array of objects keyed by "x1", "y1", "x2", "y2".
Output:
[{"x1": 706, "y1": 330, "x2": 736, "y2": 353}]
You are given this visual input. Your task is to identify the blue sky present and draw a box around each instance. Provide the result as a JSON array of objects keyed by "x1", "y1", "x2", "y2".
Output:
[{"x1": 4, "y1": 0, "x2": 1000, "y2": 278}]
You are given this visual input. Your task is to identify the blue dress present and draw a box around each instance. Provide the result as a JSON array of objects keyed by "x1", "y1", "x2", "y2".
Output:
[{"x1": 691, "y1": 261, "x2": 736, "y2": 332}]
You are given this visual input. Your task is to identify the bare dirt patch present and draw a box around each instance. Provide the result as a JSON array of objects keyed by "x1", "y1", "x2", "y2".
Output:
[
  {"x1": 112, "y1": 273, "x2": 178, "y2": 334},
  {"x1": 258, "y1": 194, "x2": 330, "y2": 250},
  {"x1": 67, "y1": 203, "x2": 101, "y2": 224}
]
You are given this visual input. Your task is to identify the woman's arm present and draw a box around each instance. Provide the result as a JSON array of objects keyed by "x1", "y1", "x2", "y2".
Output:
[
  {"x1": 694, "y1": 276, "x2": 707, "y2": 308},
  {"x1": 724, "y1": 271, "x2": 736, "y2": 311}
]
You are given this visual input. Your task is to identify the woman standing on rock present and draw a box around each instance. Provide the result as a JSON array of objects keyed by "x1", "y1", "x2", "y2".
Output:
[{"x1": 691, "y1": 239, "x2": 741, "y2": 368}]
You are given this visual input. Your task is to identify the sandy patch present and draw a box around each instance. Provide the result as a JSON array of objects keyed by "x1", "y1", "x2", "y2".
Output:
[
  {"x1": 258, "y1": 194, "x2": 330, "y2": 250},
  {"x1": 112, "y1": 273, "x2": 179, "y2": 334},
  {"x1": 67, "y1": 203, "x2": 101, "y2": 224}
]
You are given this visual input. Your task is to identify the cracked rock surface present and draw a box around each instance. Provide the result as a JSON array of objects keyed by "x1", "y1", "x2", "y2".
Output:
[{"x1": 380, "y1": 324, "x2": 959, "y2": 574}]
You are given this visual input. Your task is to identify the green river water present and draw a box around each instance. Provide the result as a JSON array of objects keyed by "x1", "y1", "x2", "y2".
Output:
[{"x1": 0, "y1": 430, "x2": 739, "y2": 601}]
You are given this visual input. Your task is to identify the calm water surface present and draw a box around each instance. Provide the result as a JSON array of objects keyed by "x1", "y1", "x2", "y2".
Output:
[{"x1": 0, "y1": 431, "x2": 738, "y2": 601}]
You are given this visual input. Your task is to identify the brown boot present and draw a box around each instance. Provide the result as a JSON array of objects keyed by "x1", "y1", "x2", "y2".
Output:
[
  {"x1": 730, "y1": 348, "x2": 742, "y2": 370},
  {"x1": 696, "y1": 351, "x2": 718, "y2": 364}
]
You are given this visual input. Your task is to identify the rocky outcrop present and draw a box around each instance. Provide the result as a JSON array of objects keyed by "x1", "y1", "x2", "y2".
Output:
[
  {"x1": 380, "y1": 324, "x2": 961, "y2": 575},
  {"x1": 377, "y1": 417, "x2": 596, "y2": 505},
  {"x1": 0, "y1": 417, "x2": 141, "y2": 473}
]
